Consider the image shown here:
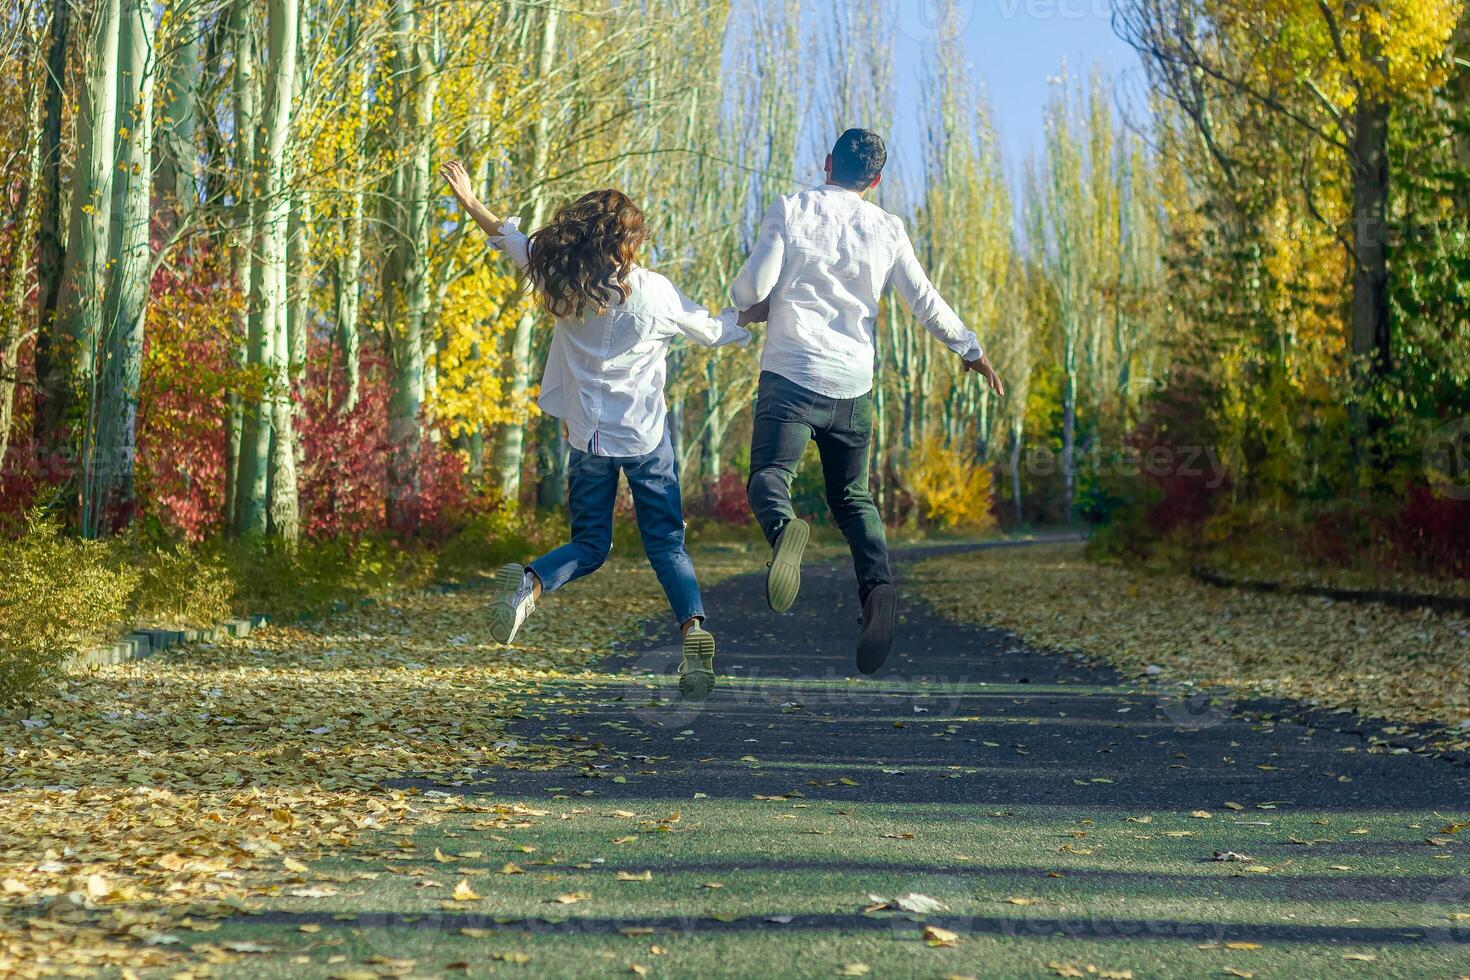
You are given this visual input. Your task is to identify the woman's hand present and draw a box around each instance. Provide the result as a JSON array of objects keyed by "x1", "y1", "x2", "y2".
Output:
[
  {"x1": 440, "y1": 160, "x2": 476, "y2": 204},
  {"x1": 440, "y1": 160, "x2": 505, "y2": 239}
]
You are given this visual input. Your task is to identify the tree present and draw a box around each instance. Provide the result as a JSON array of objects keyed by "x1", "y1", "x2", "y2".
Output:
[
  {"x1": 490, "y1": 0, "x2": 560, "y2": 502},
  {"x1": 1114, "y1": 0, "x2": 1460, "y2": 383},
  {"x1": 33, "y1": 0, "x2": 71, "y2": 461},
  {"x1": 49, "y1": 0, "x2": 120, "y2": 499},
  {"x1": 379, "y1": 0, "x2": 438, "y2": 531},
  {"x1": 0, "y1": 4, "x2": 51, "y2": 481},
  {"x1": 234, "y1": 0, "x2": 299, "y2": 541},
  {"x1": 82, "y1": 0, "x2": 157, "y2": 536}
]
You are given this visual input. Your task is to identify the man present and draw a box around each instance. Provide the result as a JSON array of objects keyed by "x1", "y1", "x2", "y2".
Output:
[{"x1": 730, "y1": 128, "x2": 1004, "y2": 674}]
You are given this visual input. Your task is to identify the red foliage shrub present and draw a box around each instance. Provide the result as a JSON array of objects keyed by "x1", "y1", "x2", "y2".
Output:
[
  {"x1": 1396, "y1": 484, "x2": 1470, "y2": 578},
  {"x1": 700, "y1": 471, "x2": 749, "y2": 525},
  {"x1": 1129, "y1": 366, "x2": 1230, "y2": 535},
  {"x1": 297, "y1": 345, "x2": 470, "y2": 540},
  {"x1": 298, "y1": 351, "x2": 391, "y2": 539},
  {"x1": 0, "y1": 341, "x2": 41, "y2": 524},
  {"x1": 134, "y1": 247, "x2": 237, "y2": 541}
]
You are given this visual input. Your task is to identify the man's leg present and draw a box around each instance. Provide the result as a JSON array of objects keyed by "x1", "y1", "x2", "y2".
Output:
[
  {"x1": 623, "y1": 431, "x2": 716, "y2": 701},
  {"x1": 746, "y1": 372, "x2": 816, "y2": 611},
  {"x1": 814, "y1": 393, "x2": 893, "y2": 600},
  {"x1": 815, "y1": 392, "x2": 896, "y2": 673},
  {"x1": 746, "y1": 373, "x2": 814, "y2": 546}
]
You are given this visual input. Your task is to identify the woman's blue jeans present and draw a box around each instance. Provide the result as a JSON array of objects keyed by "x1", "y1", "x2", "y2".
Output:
[{"x1": 528, "y1": 428, "x2": 705, "y2": 626}]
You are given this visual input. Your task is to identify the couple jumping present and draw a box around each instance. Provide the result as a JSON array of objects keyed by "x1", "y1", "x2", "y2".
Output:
[{"x1": 441, "y1": 128, "x2": 1004, "y2": 701}]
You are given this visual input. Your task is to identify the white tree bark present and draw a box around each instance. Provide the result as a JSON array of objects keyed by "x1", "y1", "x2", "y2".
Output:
[
  {"x1": 237, "y1": 0, "x2": 299, "y2": 541},
  {"x1": 492, "y1": 1, "x2": 560, "y2": 502},
  {"x1": 53, "y1": 0, "x2": 120, "y2": 443},
  {"x1": 83, "y1": 0, "x2": 155, "y2": 537}
]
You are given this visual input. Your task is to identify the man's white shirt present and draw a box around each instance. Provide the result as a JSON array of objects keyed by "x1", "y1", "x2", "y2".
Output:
[
  {"x1": 730, "y1": 184, "x2": 981, "y2": 400},
  {"x1": 491, "y1": 218, "x2": 751, "y2": 458}
]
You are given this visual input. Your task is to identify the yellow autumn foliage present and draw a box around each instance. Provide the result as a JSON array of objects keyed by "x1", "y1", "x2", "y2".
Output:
[
  {"x1": 1217, "y1": 0, "x2": 1459, "y2": 107},
  {"x1": 906, "y1": 435, "x2": 998, "y2": 530},
  {"x1": 430, "y1": 258, "x2": 537, "y2": 438}
]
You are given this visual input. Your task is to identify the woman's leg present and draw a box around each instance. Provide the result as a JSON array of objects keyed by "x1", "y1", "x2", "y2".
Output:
[
  {"x1": 527, "y1": 449, "x2": 619, "y2": 594},
  {"x1": 622, "y1": 430, "x2": 704, "y2": 627}
]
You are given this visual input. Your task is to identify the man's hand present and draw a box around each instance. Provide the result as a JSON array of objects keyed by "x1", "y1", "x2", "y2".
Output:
[
  {"x1": 439, "y1": 160, "x2": 476, "y2": 204},
  {"x1": 737, "y1": 297, "x2": 770, "y2": 327},
  {"x1": 964, "y1": 353, "x2": 1005, "y2": 397}
]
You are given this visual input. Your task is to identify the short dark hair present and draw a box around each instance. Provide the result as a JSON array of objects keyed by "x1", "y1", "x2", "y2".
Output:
[{"x1": 829, "y1": 128, "x2": 886, "y2": 190}]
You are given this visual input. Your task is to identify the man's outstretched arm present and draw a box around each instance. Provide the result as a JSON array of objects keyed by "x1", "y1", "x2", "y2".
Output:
[
  {"x1": 890, "y1": 228, "x2": 1004, "y2": 397},
  {"x1": 730, "y1": 199, "x2": 786, "y2": 311}
]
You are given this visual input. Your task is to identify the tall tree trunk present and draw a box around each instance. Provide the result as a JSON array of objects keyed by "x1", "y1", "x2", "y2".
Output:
[
  {"x1": 52, "y1": 0, "x2": 120, "y2": 498},
  {"x1": 334, "y1": 208, "x2": 364, "y2": 412},
  {"x1": 383, "y1": 0, "x2": 438, "y2": 532},
  {"x1": 1061, "y1": 331, "x2": 1078, "y2": 525},
  {"x1": 492, "y1": 1, "x2": 560, "y2": 501},
  {"x1": 156, "y1": 11, "x2": 200, "y2": 226},
  {"x1": 1454, "y1": 16, "x2": 1470, "y2": 209},
  {"x1": 534, "y1": 417, "x2": 567, "y2": 509},
  {"x1": 83, "y1": 0, "x2": 154, "y2": 537},
  {"x1": 225, "y1": 0, "x2": 257, "y2": 530},
  {"x1": 1009, "y1": 419, "x2": 1024, "y2": 526},
  {"x1": 1350, "y1": 92, "x2": 1391, "y2": 376},
  {"x1": 33, "y1": 0, "x2": 70, "y2": 464},
  {"x1": 333, "y1": 2, "x2": 370, "y2": 415},
  {"x1": 237, "y1": 0, "x2": 299, "y2": 540},
  {"x1": 0, "y1": 17, "x2": 48, "y2": 481},
  {"x1": 700, "y1": 359, "x2": 724, "y2": 486}
]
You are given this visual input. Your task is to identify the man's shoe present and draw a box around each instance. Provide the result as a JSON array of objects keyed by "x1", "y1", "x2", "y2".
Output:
[
  {"x1": 489, "y1": 563, "x2": 537, "y2": 645},
  {"x1": 856, "y1": 584, "x2": 897, "y2": 675},
  {"x1": 765, "y1": 518, "x2": 809, "y2": 613},
  {"x1": 678, "y1": 627, "x2": 716, "y2": 701}
]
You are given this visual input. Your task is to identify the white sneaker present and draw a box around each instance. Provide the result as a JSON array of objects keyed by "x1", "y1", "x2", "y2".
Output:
[{"x1": 489, "y1": 563, "x2": 537, "y2": 645}]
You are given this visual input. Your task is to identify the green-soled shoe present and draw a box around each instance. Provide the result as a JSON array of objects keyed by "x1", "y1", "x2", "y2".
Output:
[
  {"x1": 765, "y1": 518, "x2": 809, "y2": 613},
  {"x1": 489, "y1": 563, "x2": 535, "y2": 645},
  {"x1": 678, "y1": 627, "x2": 716, "y2": 702}
]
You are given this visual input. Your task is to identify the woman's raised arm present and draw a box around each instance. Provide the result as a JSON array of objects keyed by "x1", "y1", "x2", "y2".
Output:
[
  {"x1": 441, "y1": 161, "x2": 506, "y2": 239},
  {"x1": 441, "y1": 160, "x2": 528, "y2": 269}
]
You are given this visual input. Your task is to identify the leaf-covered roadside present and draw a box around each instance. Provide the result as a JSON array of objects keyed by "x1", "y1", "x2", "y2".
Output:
[
  {"x1": 0, "y1": 548, "x2": 752, "y2": 976},
  {"x1": 911, "y1": 543, "x2": 1470, "y2": 745}
]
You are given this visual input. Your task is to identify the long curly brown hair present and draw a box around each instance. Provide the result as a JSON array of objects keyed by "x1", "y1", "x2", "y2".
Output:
[{"x1": 526, "y1": 189, "x2": 647, "y2": 320}]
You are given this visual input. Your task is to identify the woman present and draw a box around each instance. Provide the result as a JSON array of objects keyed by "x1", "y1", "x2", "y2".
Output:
[{"x1": 440, "y1": 161, "x2": 763, "y2": 701}]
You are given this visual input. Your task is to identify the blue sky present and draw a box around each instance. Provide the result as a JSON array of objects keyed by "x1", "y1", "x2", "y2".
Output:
[{"x1": 886, "y1": 0, "x2": 1146, "y2": 181}]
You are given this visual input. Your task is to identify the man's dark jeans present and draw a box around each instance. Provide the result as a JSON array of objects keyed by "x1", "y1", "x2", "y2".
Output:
[{"x1": 746, "y1": 370, "x2": 893, "y2": 601}]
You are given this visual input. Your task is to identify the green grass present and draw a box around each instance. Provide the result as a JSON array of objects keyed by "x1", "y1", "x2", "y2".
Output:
[{"x1": 189, "y1": 793, "x2": 1470, "y2": 978}]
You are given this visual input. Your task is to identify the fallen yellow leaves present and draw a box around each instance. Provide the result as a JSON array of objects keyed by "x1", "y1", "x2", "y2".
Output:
[
  {"x1": 1047, "y1": 961, "x2": 1133, "y2": 978},
  {"x1": 0, "y1": 552, "x2": 751, "y2": 975},
  {"x1": 923, "y1": 924, "x2": 960, "y2": 947},
  {"x1": 912, "y1": 543, "x2": 1470, "y2": 733}
]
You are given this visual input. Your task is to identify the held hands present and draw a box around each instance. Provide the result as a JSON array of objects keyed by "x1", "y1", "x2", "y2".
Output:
[
  {"x1": 736, "y1": 297, "x2": 771, "y2": 328},
  {"x1": 964, "y1": 353, "x2": 1005, "y2": 397}
]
